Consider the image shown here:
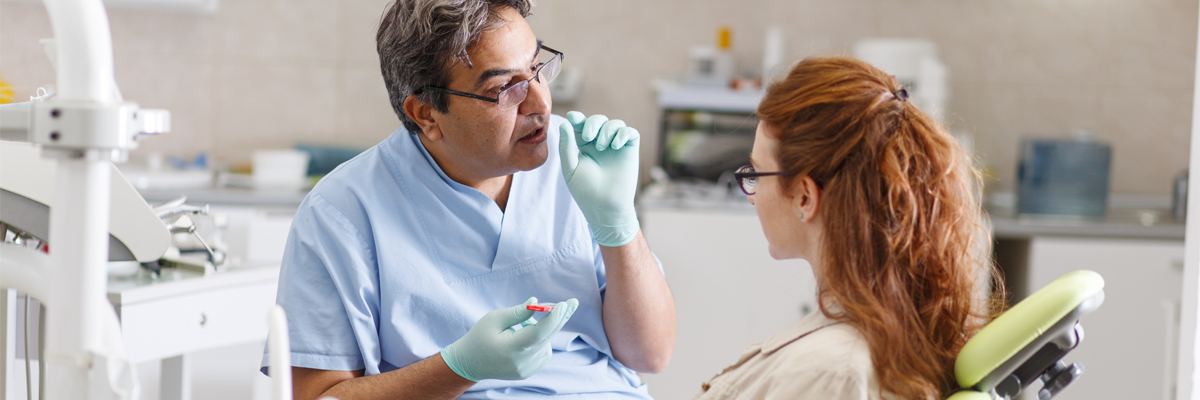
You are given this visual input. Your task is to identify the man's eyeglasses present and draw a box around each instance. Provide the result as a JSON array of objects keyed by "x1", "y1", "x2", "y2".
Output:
[
  {"x1": 421, "y1": 45, "x2": 564, "y2": 111},
  {"x1": 733, "y1": 165, "x2": 796, "y2": 195}
]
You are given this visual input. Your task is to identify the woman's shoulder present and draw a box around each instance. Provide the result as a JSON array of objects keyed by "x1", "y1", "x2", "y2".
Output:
[
  {"x1": 695, "y1": 312, "x2": 894, "y2": 400},
  {"x1": 765, "y1": 312, "x2": 874, "y2": 377},
  {"x1": 759, "y1": 312, "x2": 889, "y2": 398}
]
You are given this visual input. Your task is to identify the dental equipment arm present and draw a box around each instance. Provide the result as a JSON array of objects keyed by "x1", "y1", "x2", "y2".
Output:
[
  {"x1": 0, "y1": 140, "x2": 172, "y2": 263},
  {"x1": 0, "y1": 0, "x2": 172, "y2": 398}
]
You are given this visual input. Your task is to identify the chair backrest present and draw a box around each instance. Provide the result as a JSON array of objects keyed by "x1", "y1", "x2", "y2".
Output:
[{"x1": 948, "y1": 270, "x2": 1105, "y2": 400}]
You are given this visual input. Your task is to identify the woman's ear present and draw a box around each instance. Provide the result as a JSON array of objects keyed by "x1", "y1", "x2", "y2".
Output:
[
  {"x1": 790, "y1": 175, "x2": 822, "y2": 221},
  {"x1": 403, "y1": 94, "x2": 442, "y2": 141}
]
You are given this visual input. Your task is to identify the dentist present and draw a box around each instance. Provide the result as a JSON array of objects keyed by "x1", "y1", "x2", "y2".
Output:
[{"x1": 262, "y1": 1, "x2": 676, "y2": 399}]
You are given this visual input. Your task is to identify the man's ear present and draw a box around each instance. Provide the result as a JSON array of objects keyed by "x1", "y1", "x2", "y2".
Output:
[
  {"x1": 403, "y1": 94, "x2": 442, "y2": 141},
  {"x1": 790, "y1": 175, "x2": 822, "y2": 221}
]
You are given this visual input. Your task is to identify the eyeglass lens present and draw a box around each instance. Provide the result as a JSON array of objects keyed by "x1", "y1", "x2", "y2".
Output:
[
  {"x1": 736, "y1": 165, "x2": 757, "y2": 195},
  {"x1": 497, "y1": 52, "x2": 563, "y2": 110}
]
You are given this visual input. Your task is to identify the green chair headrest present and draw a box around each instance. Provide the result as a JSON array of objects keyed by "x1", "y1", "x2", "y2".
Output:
[
  {"x1": 946, "y1": 390, "x2": 994, "y2": 400},
  {"x1": 955, "y1": 270, "x2": 1105, "y2": 389}
]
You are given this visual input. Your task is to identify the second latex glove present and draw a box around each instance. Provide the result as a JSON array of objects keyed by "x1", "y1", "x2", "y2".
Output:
[
  {"x1": 441, "y1": 297, "x2": 579, "y2": 382},
  {"x1": 559, "y1": 111, "x2": 641, "y2": 247}
]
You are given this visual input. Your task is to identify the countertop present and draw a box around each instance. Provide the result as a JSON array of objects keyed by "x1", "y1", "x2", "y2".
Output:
[
  {"x1": 641, "y1": 197, "x2": 1186, "y2": 241},
  {"x1": 140, "y1": 186, "x2": 1186, "y2": 241},
  {"x1": 139, "y1": 187, "x2": 308, "y2": 207},
  {"x1": 107, "y1": 263, "x2": 280, "y2": 305},
  {"x1": 986, "y1": 206, "x2": 1184, "y2": 240}
]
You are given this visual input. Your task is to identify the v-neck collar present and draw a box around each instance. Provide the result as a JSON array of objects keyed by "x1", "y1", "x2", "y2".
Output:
[
  {"x1": 410, "y1": 133, "x2": 536, "y2": 272},
  {"x1": 410, "y1": 133, "x2": 507, "y2": 209},
  {"x1": 491, "y1": 170, "x2": 526, "y2": 270}
]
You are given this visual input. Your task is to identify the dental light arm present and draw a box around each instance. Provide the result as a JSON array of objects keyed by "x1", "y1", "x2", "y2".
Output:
[{"x1": 0, "y1": 0, "x2": 171, "y2": 398}]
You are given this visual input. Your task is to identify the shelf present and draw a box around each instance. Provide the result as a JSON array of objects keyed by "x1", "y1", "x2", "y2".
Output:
[
  {"x1": 104, "y1": 0, "x2": 219, "y2": 13},
  {"x1": 656, "y1": 86, "x2": 763, "y2": 114}
]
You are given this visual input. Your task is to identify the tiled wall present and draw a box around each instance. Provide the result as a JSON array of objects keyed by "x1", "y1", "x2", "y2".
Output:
[
  {"x1": 1, "y1": 0, "x2": 400, "y2": 165},
  {"x1": 2, "y1": 0, "x2": 1195, "y2": 195}
]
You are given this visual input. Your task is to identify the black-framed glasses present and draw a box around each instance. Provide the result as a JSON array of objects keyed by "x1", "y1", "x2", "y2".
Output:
[
  {"x1": 734, "y1": 165, "x2": 796, "y2": 195},
  {"x1": 421, "y1": 45, "x2": 564, "y2": 111}
]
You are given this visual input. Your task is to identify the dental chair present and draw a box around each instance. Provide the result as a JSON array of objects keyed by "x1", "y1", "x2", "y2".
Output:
[{"x1": 948, "y1": 270, "x2": 1105, "y2": 400}]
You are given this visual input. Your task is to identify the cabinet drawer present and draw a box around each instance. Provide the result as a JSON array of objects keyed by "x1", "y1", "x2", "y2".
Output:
[{"x1": 117, "y1": 281, "x2": 277, "y2": 363}]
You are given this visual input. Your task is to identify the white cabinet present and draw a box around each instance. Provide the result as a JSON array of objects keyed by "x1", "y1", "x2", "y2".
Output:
[
  {"x1": 107, "y1": 265, "x2": 280, "y2": 400},
  {"x1": 1019, "y1": 237, "x2": 1184, "y2": 400},
  {"x1": 112, "y1": 269, "x2": 279, "y2": 363},
  {"x1": 641, "y1": 208, "x2": 817, "y2": 400}
]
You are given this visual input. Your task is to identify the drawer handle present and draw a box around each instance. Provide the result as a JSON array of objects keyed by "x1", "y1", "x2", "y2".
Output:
[{"x1": 199, "y1": 313, "x2": 207, "y2": 327}]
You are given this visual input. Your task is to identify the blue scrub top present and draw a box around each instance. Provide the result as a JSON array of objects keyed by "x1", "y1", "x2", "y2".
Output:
[{"x1": 262, "y1": 115, "x2": 655, "y2": 399}]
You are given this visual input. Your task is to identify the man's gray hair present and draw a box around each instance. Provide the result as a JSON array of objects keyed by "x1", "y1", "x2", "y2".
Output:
[{"x1": 377, "y1": 0, "x2": 534, "y2": 133}]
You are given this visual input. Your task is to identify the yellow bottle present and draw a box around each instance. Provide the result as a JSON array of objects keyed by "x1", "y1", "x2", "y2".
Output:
[
  {"x1": 717, "y1": 26, "x2": 732, "y2": 51},
  {"x1": 0, "y1": 73, "x2": 13, "y2": 104}
]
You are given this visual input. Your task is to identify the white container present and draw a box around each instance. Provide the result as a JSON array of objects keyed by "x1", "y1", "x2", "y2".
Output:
[
  {"x1": 253, "y1": 149, "x2": 310, "y2": 190},
  {"x1": 762, "y1": 26, "x2": 785, "y2": 85},
  {"x1": 686, "y1": 46, "x2": 734, "y2": 88},
  {"x1": 853, "y1": 38, "x2": 949, "y2": 122}
]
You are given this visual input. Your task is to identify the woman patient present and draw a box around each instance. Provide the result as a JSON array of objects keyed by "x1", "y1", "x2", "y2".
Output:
[{"x1": 694, "y1": 57, "x2": 1002, "y2": 400}]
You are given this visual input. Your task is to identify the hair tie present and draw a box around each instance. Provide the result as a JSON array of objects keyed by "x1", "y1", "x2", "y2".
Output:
[{"x1": 893, "y1": 88, "x2": 908, "y2": 102}]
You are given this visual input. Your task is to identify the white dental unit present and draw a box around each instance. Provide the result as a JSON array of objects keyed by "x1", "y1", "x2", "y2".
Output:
[{"x1": 0, "y1": 0, "x2": 293, "y2": 398}]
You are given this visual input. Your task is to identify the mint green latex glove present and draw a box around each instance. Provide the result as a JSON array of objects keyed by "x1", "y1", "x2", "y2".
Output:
[
  {"x1": 559, "y1": 111, "x2": 641, "y2": 247},
  {"x1": 441, "y1": 297, "x2": 579, "y2": 382}
]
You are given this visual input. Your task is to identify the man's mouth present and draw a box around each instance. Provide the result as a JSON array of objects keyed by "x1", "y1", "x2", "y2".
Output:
[{"x1": 518, "y1": 126, "x2": 546, "y2": 144}]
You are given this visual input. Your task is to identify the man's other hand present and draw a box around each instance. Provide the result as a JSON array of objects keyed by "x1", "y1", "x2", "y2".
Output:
[{"x1": 440, "y1": 297, "x2": 579, "y2": 382}]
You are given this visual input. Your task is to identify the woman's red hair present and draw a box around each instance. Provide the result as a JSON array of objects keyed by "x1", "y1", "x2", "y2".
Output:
[{"x1": 756, "y1": 57, "x2": 1004, "y2": 399}]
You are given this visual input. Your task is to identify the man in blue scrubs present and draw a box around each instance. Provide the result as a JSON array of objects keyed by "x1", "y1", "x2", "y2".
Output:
[{"x1": 263, "y1": 0, "x2": 677, "y2": 399}]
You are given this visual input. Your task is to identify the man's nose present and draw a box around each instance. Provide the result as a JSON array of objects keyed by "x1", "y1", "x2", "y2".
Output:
[
  {"x1": 519, "y1": 79, "x2": 551, "y2": 115},
  {"x1": 747, "y1": 194, "x2": 756, "y2": 206}
]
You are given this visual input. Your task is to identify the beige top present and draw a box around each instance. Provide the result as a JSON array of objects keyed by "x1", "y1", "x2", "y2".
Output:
[{"x1": 691, "y1": 310, "x2": 894, "y2": 400}]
